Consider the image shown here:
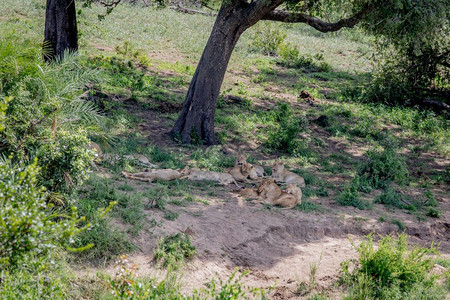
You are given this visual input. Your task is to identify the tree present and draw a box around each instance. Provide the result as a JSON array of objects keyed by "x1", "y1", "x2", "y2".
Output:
[
  {"x1": 43, "y1": 0, "x2": 78, "y2": 61},
  {"x1": 171, "y1": 0, "x2": 448, "y2": 144}
]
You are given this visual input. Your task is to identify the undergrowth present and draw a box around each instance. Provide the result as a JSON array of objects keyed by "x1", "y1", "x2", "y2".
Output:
[{"x1": 340, "y1": 233, "x2": 446, "y2": 299}]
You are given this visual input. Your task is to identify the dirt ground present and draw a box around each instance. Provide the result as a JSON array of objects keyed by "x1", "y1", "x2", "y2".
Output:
[{"x1": 77, "y1": 174, "x2": 450, "y2": 299}]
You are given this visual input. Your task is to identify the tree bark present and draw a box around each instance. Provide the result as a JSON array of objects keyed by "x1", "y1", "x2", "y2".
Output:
[
  {"x1": 170, "y1": 0, "x2": 282, "y2": 145},
  {"x1": 43, "y1": 0, "x2": 78, "y2": 62},
  {"x1": 170, "y1": 3, "x2": 247, "y2": 144}
]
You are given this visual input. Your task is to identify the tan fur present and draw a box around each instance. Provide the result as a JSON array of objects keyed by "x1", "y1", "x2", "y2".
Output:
[
  {"x1": 239, "y1": 188, "x2": 260, "y2": 199},
  {"x1": 181, "y1": 166, "x2": 240, "y2": 187},
  {"x1": 285, "y1": 184, "x2": 302, "y2": 205},
  {"x1": 241, "y1": 163, "x2": 259, "y2": 180},
  {"x1": 235, "y1": 153, "x2": 247, "y2": 167},
  {"x1": 252, "y1": 164, "x2": 265, "y2": 177},
  {"x1": 235, "y1": 154, "x2": 265, "y2": 178},
  {"x1": 228, "y1": 166, "x2": 248, "y2": 181},
  {"x1": 272, "y1": 159, "x2": 306, "y2": 187},
  {"x1": 271, "y1": 192, "x2": 298, "y2": 209},
  {"x1": 122, "y1": 168, "x2": 182, "y2": 182},
  {"x1": 257, "y1": 179, "x2": 283, "y2": 204}
]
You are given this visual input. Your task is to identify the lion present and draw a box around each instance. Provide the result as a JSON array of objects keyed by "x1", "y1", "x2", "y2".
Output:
[
  {"x1": 271, "y1": 159, "x2": 306, "y2": 187},
  {"x1": 271, "y1": 192, "x2": 298, "y2": 209},
  {"x1": 88, "y1": 141, "x2": 103, "y2": 162},
  {"x1": 241, "y1": 162, "x2": 259, "y2": 180},
  {"x1": 235, "y1": 154, "x2": 265, "y2": 177},
  {"x1": 228, "y1": 165, "x2": 248, "y2": 182},
  {"x1": 239, "y1": 188, "x2": 260, "y2": 199},
  {"x1": 253, "y1": 179, "x2": 297, "y2": 209},
  {"x1": 285, "y1": 184, "x2": 302, "y2": 205},
  {"x1": 122, "y1": 168, "x2": 182, "y2": 182},
  {"x1": 181, "y1": 166, "x2": 240, "y2": 187},
  {"x1": 256, "y1": 179, "x2": 283, "y2": 204}
]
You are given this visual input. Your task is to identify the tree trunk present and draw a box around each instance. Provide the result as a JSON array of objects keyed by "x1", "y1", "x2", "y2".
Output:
[
  {"x1": 170, "y1": 3, "x2": 251, "y2": 145},
  {"x1": 43, "y1": 0, "x2": 78, "y2": 62}
]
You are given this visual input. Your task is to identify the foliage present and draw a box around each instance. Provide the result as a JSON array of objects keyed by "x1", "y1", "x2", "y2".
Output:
[
  {"x1": 0, "y1": 160, "x2": 88, "y2": 270},
  {"x1": 153, "y1": 233, "x2": 196, "y2": 270},
  {"x1": 340, "y1": 233, "x2": 445, "y2": 299},
  {"x1": 0, "y1": 253, "x2": 73, "y2": 299},
  {"x1": 336, "y1": 177, "x2": 372, "y2": 209},
  {"x1": 361, "y1": 0, "x2": 450, "y2": 105},
  {"x1": 278, "y1": 43, "x2": 331, "y2": 71},
  {"x1": 375, "y1": 187, "x2": 439, "y2": 216},
  {"x1": 107, "y1": 260, "x2": 268, "y2": 299},
  {"x1": 250, "y1": 22, "x2": 287, "y2": 55},
  {"x1": 357, "y1": 147, "x2": 409, "y2": 189},
  {"x1": 0, "y1": 36, "x2": 101, "y2": 193},
  {"x1": 73, "y1": 175, "x2": 143, "y2": 261},
  {"x1": 266, "y1": 102, "x2": 307, "y2": 154}
]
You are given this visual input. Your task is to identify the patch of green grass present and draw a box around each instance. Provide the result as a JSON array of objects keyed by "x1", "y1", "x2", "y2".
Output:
[
  {"x1": 117, "y1": 182, "x2": 136, "y2": 191},
  {"x1": 336, "y1": 181, "x2": 372, "y2": 210},
  {"x1": 190, "y1": 146, "x2": 235, "y2": 172},
  {"x1": 391, "y1": 218, "x2": 405, "y2": 231},
  {"x1": 375, "y1": 187, "x2": 440, "y2": 217},
  {"x1": 147, "y1": 146, "x2": 184, "y2": 169},
  {"x1": 295, "y1": 200, "x2": 324, "y2": 213},
  {"x1": 153, "y1": 233, "x2": 196, "y2": 270},
  {"x1": 73, "y1": 175, "x2": 138, "y2": 261},
  {"x1": 164, "y1": 210, "x2": 179, "y2": 221}
]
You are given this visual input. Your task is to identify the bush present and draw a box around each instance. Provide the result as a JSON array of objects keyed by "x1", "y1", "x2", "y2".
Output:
[
  {"x1": 266, "y1": 102, "x2": 307, "y2": 154},
  {"x1": 278, "y1": 43, "x2": 331, "y2": 71},
  {"x1": 357, "y1": 148, "x2": 409, "y2": 189},
  {"x1": 0, "y1": 160, "x2": 87, "y2": 270},
  {"x1": 250, "y1": 23, "x2": 287, "y2": 55},
  {"x1": 336, "y1": 181, "x2": 372, "y2": 210},
  {"x1": 341, "y1": 233, "x2": 445, "y2": 299},
  {"x1": 153, "y1": 233, "x2": 196, "y2": 270},
  {"x1": 0, "y1": 37, "x2": 102, "y2": 193}
]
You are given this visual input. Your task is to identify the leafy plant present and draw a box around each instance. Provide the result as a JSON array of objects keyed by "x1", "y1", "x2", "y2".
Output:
[
  {"x1": 153, "y1": 233, "x2": 196, "y2": 270},
  {"x1": 266, "y1": 102, "x2": 307, "y2": 154},
  {"x1": 251, "y1": 23, "x2": 287, "y2": 55},
  {"x1": 337, "y1": 180, "x2": 371, "y2": 210},
  {"x1": 0, "y1": 160, "x2": 88, "y2": 270},
  {"x1": 357, "y1": 148, "x2": 409, "y2": 189},
  {"x1": 340, "y1": 233, "x2": 445, "y2": 299}
]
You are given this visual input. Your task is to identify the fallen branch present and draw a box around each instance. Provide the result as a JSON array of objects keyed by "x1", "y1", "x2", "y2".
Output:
[{"x1": 169, "y1": 5, "x2": 217, "y2": 17}]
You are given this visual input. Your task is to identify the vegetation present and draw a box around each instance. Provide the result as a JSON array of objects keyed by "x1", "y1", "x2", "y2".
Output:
[
  {"x1": 153, "y1": 233, "x2": 196, "y2": 270},
  {"x1": 340, "y1": 234, "x2": 446, "y2": 299},
  {"x1": 1, "y1": 0, "x2": 448, "y2": 298}
]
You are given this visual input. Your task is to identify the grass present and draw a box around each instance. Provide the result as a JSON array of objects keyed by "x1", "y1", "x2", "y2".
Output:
[
  {"x1": 2, "y1": 1, "x2": 449, "y2": 298},
  {"x1": 73, "y1": 175, "x2": 146, "y2": 261}
]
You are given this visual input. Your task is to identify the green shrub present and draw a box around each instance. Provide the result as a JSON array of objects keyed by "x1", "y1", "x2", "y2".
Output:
[
  {"x1": 337, "y1": 180, "x2": 372, "y2": 210},
  {"x1": 266, "y1": 102, "x2": 307, "y2": 154},
  {"x1": 153, "y1": 233, "x2": 196, "y2": 270},
  {"x1": 250, "y1": 23, "x2": 286, "y2": 55},
  {"x1": 341, "y1": 233, "x2": 445, "y2": 299},
  {"x1": 278, "y1": 42, "x2": 331, "y2": 71},
  {"x1": 0, "y1": 160, "x2": 87, "y2": 270},
  {"x1": 0, "y1": 37, "x2": 101, "y2": 193},
  {"x1": 357, "y1": 148, "x2": 409, "y2": 189}
]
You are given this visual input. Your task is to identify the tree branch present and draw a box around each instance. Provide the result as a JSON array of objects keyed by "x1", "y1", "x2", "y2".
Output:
[
  {"x1": 169, "y1": 4, "x2": 217, "y2": 17},
  {"x1": 263, "y1": 4, "x2": 371, "y2": 32}
]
